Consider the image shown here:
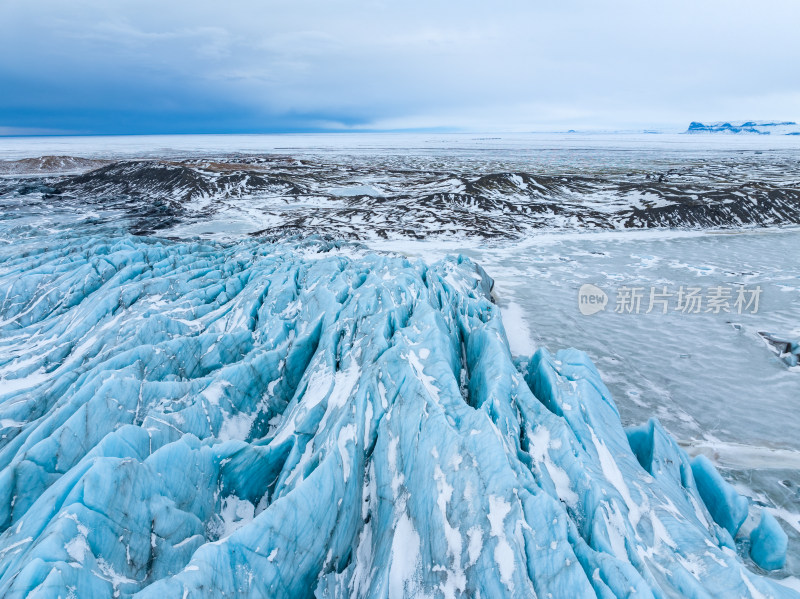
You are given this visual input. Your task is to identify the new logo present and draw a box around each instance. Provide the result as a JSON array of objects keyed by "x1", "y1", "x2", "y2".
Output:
[{"x1": 578, "y1": 284, "x2": 608, "y2": 315}]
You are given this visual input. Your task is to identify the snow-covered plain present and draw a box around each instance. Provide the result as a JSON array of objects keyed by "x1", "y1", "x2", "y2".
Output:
[{"x1": 0, "y1": 133, "x2": 799, "y2": 597}]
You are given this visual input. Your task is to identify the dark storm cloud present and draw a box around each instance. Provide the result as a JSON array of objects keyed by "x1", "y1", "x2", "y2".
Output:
[{"x1": 1, "y1": 0, "x2": 798, "y2": 134}]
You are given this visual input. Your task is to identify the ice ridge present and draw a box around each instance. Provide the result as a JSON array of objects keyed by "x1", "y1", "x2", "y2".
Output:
[{"x1": 0, "y1": 231, "x2": 794, "y2": 598}]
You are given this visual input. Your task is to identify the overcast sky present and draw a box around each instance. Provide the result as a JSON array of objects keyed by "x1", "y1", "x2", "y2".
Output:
[{"x1": 1, "y1": 0, "x2": 798, "y2": 135}]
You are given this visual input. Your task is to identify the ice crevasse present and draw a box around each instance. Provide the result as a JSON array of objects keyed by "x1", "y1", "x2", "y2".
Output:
[{"x1": 0, "y1": 230, "x2": 793, "y2": 598}]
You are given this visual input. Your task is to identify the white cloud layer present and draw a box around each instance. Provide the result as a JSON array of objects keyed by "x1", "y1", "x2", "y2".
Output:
[{"x1": 1, "y1": 0, "x2": 798, "y2": 132}]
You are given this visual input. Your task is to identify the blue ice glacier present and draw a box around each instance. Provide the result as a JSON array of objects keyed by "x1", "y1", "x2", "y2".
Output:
[
  {"x1": 0, "y1": 229, "x2": 795, "y2": 598},
  {"x1": 690, "y1": 454, "x2": 749, "y2": 537},
  {"x1": 751, "y1": 511, "x2": 789, "y2": 571}
]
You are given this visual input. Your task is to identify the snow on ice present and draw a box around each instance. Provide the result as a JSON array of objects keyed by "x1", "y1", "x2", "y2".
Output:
[{"x1": 0, "y1": 229, "x2": 795, "y2": 598}]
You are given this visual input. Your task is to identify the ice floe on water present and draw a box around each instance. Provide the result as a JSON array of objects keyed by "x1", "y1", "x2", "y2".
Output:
[{"x1": 0, "y1": 228, "x2": 796, "y2": 598}]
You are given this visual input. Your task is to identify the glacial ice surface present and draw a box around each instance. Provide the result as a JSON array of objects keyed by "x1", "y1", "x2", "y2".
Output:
[
  {"x1": 752, "y1": 511, "x2": 789, "y2": 571},
  {"x1": 0, "y1": 230, "x2": 795, "y2": 598},
  {"x1": 690, "y1": 454, "x2": 749, "y2": 537}
]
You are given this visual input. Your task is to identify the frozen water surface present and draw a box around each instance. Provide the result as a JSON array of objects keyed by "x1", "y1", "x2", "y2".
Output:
[
  {"x1": 0, "y1": 133, "x2": 798, "y2": 597},
  {"x1": 387, "y1": 226, "x2": 800, "y2": 579}
]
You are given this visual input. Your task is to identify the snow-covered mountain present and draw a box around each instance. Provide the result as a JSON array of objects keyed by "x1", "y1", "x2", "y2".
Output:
[
  {"x1": 2, "y1": 154, "x2": 800, "y2": 240},
  {"x1": 686, "y1": 121, "x2": 800, "y2": 135}
]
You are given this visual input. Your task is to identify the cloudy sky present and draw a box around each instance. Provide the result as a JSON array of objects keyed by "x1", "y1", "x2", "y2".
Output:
[{"x1": 1, "y1": 0, "x2": 798, "y2": 135}]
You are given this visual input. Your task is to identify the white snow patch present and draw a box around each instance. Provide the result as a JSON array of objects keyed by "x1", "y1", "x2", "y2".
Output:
[
  {"x1": 318, "y1": 362, "x2": 361, "y2": 431},
  {"x1": 389, "y1": 513, "x2": 423, "y2": 599},
  {"x1": 201, "y1": 381, "x2": 230, "y2": 406},
  {"x1": 466, "y1": 527, "x2": 483, "y2": 567},
  {"x1": 65, "y1": 535, "x2": 90, "y2": 564},
  {"x1": 500, "y1": 301, "x2": 535, "y2": 356},
  {"x1": 363, "y1": 400, "x2": 373, "y2": 447},
  {"x1": 407, "y1": 350, "x2": 440, "y2": 401},
  {"x1": 527, "y1": 425, "x2": 578, "y2": 508},
  {"x1": 602, "y1": 500, "x2": 629, "y2": 561},
  {"x1": 433, "y1": 465, "x2": 465, "y2": 599},
  {"x1": 739, "y1": 571, "x2": 769, "y2": 599},
  {"x1": 337, "y1": 424, "x2": 357, "y2": 482},
  {"x1": 0, "y1": 536, "x2": 32, "y2": 559},
  {"x1": 590, "y1": 428, "x2": 641, "y2": 527},
  {"x1": 213, "y1": 496, "x2": 255, "y2": 540},
  {"x1": 388, "y1": 435, "x2": 405, "y2": 497},
  {"x1": 218, "y1": 411, "x2": 255, "y2": 442},
  {"x1": 96, "y1": 558, "x2": 137, "y2": 589},
  {"x1": 487, "y1": 496, "x2": 515, "y2": 592}
]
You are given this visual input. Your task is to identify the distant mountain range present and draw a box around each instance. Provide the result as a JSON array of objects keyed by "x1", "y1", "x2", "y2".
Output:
[{"x1": 686, "y1": 121, "x2": 800, "y2": 135}]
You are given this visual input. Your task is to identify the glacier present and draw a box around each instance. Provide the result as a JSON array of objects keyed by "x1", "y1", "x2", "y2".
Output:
[
  {"x1": 0, "y1": 227, "x2": 794, "y2": 598},
  {"x1": 752, "y1": 512, "x2": 789, "y2": 571},
  {"x1": 686, "y1": 121, "x2": 800, "y2": 135}
]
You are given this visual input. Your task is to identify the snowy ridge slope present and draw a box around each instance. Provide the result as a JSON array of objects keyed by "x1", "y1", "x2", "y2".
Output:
[
  {"x1": 2, "y1": 155, "x2": 800, "y2": 239},
  {"x1": 0, "y1": 155, "x2": 110, "y2": 176},
  {"x1": 0, "y1": 230, "x2": 793, "y2": 598}
]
